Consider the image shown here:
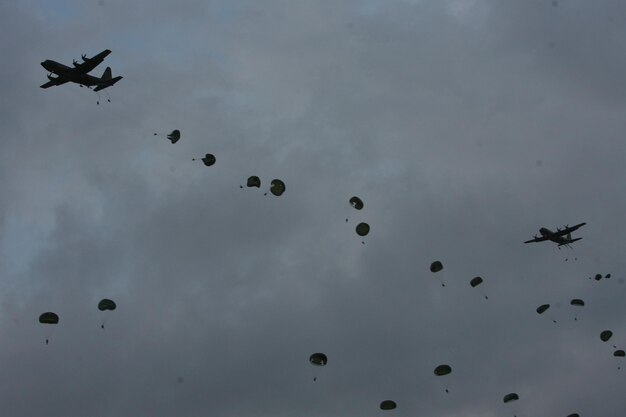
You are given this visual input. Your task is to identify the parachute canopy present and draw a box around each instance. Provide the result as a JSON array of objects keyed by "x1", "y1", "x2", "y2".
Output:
[
  {"x1": 536, "y1": 304, "x2": 550, "y2": 314},
  {"x1": 570, "y1": 299, "x2": 585, "y2": 306},
  {"x1": 470, "y1": 277, "x2": 483, "y2": 287},
  {"x1": 167, "y1": 130, "x2": 180, "y2": 144},
  {"x1": 246, "y1": 176, "x2": 261, "y2": 188},
  {"x1": 270, "y1": 179, "x2": 286, "y2": 196},
  {"x1": 309, "y1": 353, "x2": 327, "y2": 366},
  {"x1": 430, "y1": 261, "x2": 443, "y2": 273},
  {"x1": 600, "y1": 330, "x2": 613, "y2": 342},
  {"x1": 503, "y1": 393, "x2": 519, "y2": 403},
  {"x1": 98, "y1": 299, "x2": 117, "y2": 311},
  {"x1": 356, "y1": 222, "x2": 370, "y2": 237},
  {"x1": 201, "y1": 154, "x2": 216, "y2": 167},
  {"x1": 379, "y1": 400, "x2": 396, "y2": 410},
  {"x1": 595, "y1": 273, "x2": 603, "y2": 281},
  {"x1": 614, "y1": 350, "x2": 625, "y2": 357},
  {"x1": 606, "y1": 273, "x2": 612, "y2": 278},
  {"x1": 434, "y1": 364, "x2": 452, "y2": 376},
  {"x1": 39, "y1": 312, "x2": 59, "y2": 324},
  {"x1": 567, "y1": 414, "x2": 580, "y2": 417},
  {"x1": 349, "y1": 196, "x2": 364, "y2": 210}
]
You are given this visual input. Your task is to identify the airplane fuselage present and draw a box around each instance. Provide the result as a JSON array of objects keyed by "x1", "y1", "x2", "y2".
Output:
[
  {"x1": 539, "y1": 228, "x2": 566, "y2": 244},
  {"x1": 41, "y1": 60, "x2": 103, "y2": 87},
  {"x1": 538, "y1": 227, "x2": 581, "y2": 246}
]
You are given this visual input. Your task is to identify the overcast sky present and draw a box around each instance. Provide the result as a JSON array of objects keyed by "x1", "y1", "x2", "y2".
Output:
[{"x1": 1, "y1": 0, "x2": 626, "y2": 416}]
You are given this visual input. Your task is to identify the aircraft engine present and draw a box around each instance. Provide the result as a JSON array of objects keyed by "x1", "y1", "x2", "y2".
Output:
[{"x1": 47, "y1": 73, "x2": 57, "y2": 81}]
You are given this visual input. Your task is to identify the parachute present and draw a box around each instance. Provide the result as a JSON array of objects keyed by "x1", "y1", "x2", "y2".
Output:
[
  {"x1": 430, "y1": 261, "x2": 446, "y2": 286},
  {"x1": 309, "y1": 353, "x2": 327, "y2": 366},
  {"x1": 434, "y1": 364, "x2": 452, "y2": 393},
  {"x1": 503, "y1": 393, "x2": 519, "y2": 403},
  {"x1": 470, "y1": 276, "x2": 488, "y2": 299},
  {"x1": 246, "y1": 176, "x2": 261, "y2": 188},
  {"x1": 98, "y1": 299, "x2": 116, "y2": 311},
  {"x1": 39, "y1": 312, "x2": 59, "y2": 324},
  {"x1": 600, "y1": 330, "x2": 613, "y2": 342},
  {"x1": 379, "y1": 400, "x2": 397, "y2": 410},
  {"x1": 39, "y1": 312, "x2": 59, "y2": 345},
  {"x1": 470, "y1": 276, "x2": 483, "y2": 287},
  {"x1": 355, "y1": 222, "x2": 370, "y2": 237},
  {"x1": 594, "y1": 274, "x2": 603, "y2": 281},
  {"x1": 98, "y1": 299, "x2": 116, "y2": 328},
  {"x1": 536, "y1": 304, "x2": 550, "y2": 314},
  {"x1": 606, "y1": 273, "x2": 612, "y2": 279},
  {"x1": 154, "y1": 130, "x2": 181, "y2": 144},
  {"x1": 309, "y1": 352, "x2": 327, "y2": 381},
  {"x1": 270, "y1": 179, "x2": 286, "y2": 196},
  {"x1": 430, "y1": 261, "x2": 443, "y2": 273},
  {"x1": 193, "y1": 154, "x2": 216, "y2": 167},
  {"x1": 349, "y1": 196, "x2": 364, "y2": 210},
  {"x1": 434, "y1": 364, "x2": 452, "y2": 376},
  {"x1": 570, "y1": 299, "x2": 584, "y2": 321},
  {"x1": 167, "y1": 130, "x2": 180, "y2": 144},
  {"x1": 567, "y1": 414, "x2": 580, "y2": 417}
]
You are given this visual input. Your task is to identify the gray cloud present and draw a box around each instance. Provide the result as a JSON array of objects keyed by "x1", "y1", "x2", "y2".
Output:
[{"x1": 1, "y1": 1, "x2": 625, "y2": 416}]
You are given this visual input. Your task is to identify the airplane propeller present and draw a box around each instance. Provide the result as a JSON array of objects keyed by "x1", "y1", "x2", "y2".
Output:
[{"x1": 81, "y1": 53, "x2": 87, "y2": 60}]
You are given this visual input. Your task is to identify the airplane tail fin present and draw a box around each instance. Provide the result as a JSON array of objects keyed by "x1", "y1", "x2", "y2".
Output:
[
  {"x1": 101, "y1": 66, "x2": 112, "y2": 81},
  {"x1": 93, "y1": 76, "x2": 122, "y2": 92}
]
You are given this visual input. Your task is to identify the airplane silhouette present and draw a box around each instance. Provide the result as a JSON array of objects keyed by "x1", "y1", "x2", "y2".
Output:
[
  {"x1": 524, "y1": 222, "x2": 586, "y2": 247},
  {"x1": 40, "y1": 49, "x2": 122, "y2": 92}
]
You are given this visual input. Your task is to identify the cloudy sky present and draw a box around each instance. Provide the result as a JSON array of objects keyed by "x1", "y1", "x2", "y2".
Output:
[{"x1": 1, "y1": 0, "x2": 626, "y2": 416}]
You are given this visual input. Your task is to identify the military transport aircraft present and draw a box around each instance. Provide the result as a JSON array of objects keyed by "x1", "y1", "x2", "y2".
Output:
[
  {"x1": 524, "y1": 222, "x2": 586, "y2": 247},
  {"x1": 40, "y1": 49, "x2": 122, "y2": 91}
]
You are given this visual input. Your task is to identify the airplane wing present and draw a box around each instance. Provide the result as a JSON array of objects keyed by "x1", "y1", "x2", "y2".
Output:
[
  {"x1": 72, "y1": 49, "x2": 112, "y2": 73},
  {"x1": 40, "y1": 78, "x2": 69, "y2": 88},
  {"x1": 524, "y1": 236, "x2": 548, "y2": 243},
  {"x1": 554, "y1": 222, "x2": 586, "y2": 236}
]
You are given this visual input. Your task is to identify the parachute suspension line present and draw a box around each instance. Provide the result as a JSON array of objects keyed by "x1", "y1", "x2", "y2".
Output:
[{"x1": 562, "y1": 245, "x2": 578, "y2": 262}]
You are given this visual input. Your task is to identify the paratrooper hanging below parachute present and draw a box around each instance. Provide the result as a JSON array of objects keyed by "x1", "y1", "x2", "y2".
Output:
[
  {"x1": 98, "y1": 299, "x2": 116, "y2": 329},
  {"x1": 39, "y1": 312, "x2": 59, "y2": 345}
]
